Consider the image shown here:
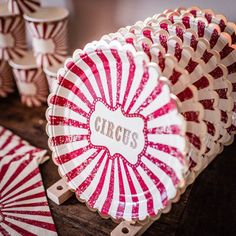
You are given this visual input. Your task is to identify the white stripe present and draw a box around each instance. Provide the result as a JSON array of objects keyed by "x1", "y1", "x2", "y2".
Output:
[
  {"x1": 58, "y1": 148, "x2": 97, "y2": 176},
  {"x1": 68, "y1": 150, "x2": 104, "y2": 188},
  {"x1": 141, "y1": 83, "x2": 171, "y2": 117},
  {"x1": 95, "y1": 160, "x2": 112, "y2": 211},
  {"x1": 129, "y1": 66, "x2": 158, "y2": 113}
]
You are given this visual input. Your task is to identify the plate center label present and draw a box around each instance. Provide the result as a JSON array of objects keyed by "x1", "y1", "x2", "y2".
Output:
[{"x1": 89, "y1": 101, "x2": 145, "y2": 165}]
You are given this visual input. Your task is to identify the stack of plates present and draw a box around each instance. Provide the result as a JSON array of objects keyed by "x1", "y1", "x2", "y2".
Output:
[{"x1": 46, "y1": 7, "x2": 236, "y2": 222}]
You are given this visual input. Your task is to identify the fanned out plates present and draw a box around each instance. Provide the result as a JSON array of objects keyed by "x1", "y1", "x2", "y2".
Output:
[
  {"x1": 164, "y1": 13, "x2": 236, "y2": 138},
  {"x1": 0, "y1": 125, "x2": 47, "y2": 165},
  {"x1": 46, "y1": 41, "x2": 188, "y2": 221},
  {"x1": 100, "y1": 33, "x2": 206, "y2": 173},
  {"x1": 0, "y1": 155, "x2": 57, "y2": 235},
  {"x1": 175, "y1": 6, "x2": 236, "y2": 44},
  {"x1": 140, "y1": 21, "x2": 233, "y2": 145}
]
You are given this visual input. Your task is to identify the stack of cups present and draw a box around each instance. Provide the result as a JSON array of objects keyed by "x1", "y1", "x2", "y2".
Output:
[
  {"x1": 24, "y1": 7, "x2": 69, "y2": 94},
  {"x1": 1, "y1": 0, "x2": 69, "y2": 107},
  {"x1": 9, "y1": 51, "x2": 48, "y2": 107},
  {"x1": 0, "y1": 2, "x2": 27, "y2": 97}
]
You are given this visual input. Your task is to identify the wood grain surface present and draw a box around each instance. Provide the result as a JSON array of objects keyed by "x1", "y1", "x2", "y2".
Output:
[{"x1": 1, "y1": 94, "x2": 236, "y2": 236}]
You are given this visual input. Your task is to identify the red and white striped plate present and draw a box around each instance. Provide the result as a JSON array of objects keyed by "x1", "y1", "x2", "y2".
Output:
[
  {"x1": 46, "y1": 42, "x2": 188, "y2": 221},
  {"x1": 0, "y1": 156, "x2": 57, "y2": 235}
]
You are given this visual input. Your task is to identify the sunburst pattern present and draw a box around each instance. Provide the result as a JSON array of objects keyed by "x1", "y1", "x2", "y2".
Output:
[
  {"x1": 12, "y1": 68, "x2": 49, "y2": 107},
  {"x1": 165, "y1": 14, "x2": 236, "y2": 137},
  {"x1": 26, "y1": 19, "x2": 68, "y2": 68},
  {"x1": 0, "y1": 60, "x2": 15, "y2": 98},
  {"x1": 0, "y1": 12, "x2": 27, "y2": 61},
  {"x1": 47, "y1": 43, "x2": 187, "y2": 221},
  {"x1": 7, "y1": 0, "x2": 41, "y2": 14},
  {"x1": 0, "y1": 156, "x2": 57, "y2": 235}
]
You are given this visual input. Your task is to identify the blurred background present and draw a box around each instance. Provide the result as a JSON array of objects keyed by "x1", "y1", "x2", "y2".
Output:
[{"x1": 37, "y1": 0, "x2": 236, "y2": 53}]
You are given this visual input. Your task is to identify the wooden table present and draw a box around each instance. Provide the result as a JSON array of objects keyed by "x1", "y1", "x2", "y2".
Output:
[{"x1": 1, "y1": 94, "x2": 236, "y2": 236}]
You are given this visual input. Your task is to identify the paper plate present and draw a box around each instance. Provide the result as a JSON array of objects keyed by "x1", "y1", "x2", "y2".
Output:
[
  {"x1": 46, "y1": 42, "x2": 188, "y2": 221},
  {"x1": 0, "y1": 155, "x2": 57, "y2": 235}
]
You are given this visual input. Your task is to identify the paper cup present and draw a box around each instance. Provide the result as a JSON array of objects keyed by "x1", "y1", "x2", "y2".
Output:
[
  {"x1": 0, "y1": 3, "x2": 27, "y2": 61},
  {"x1": 0, "y1": 60, "x2": 15, "y2": 97},
  {"x1": 24, "y1": 7, "x2": 69, "y2": 68},
  {"x1": 7, "y1": 0, "x2": 41, "y2": 15},
  {"x1": 9, "y1": 51, "x2": 49, "y2": 107},
  {"x1": 44, "y1": 63, "x2": 63, "y2": 93}
]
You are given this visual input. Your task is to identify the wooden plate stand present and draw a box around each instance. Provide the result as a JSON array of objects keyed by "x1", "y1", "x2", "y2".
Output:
[{"x1": 47, "y1": 179, "x2": 154, "y2": 236}]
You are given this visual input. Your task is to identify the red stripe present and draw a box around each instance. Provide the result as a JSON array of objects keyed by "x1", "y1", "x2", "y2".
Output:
[
  {"x1": 49, "y1": 116, "x2": 87, "y2": 129},
  {"x1": 2, "y1": 181, "x2": 42, "y2": 203},
  {"x1": 122, "y1": 52, "x2": 136, "y2": 108},
  {"x1": 76, "y1": 151, "x2": 106, "y2": 195},
  {"x1": 182, "y1": 111, "x2": 200, "y2": 122},
  {"x1": 3, "y1": 209, "x2": 51, "y2": 216},
  {"x1": 66, "y1": 61, "x2": 97, "y2": 100},
  {"x1": 5, "y1": 192, "x2": 45, "y2": 206},
  {"x1": 147, "y1": 99, "x2": 176, "y2": 120},
  {"x1": 0, "y1": 224, "x2": 9, "y2": 236},
  {"x1": 100, "y1": 159, "x2": 115, "y2": 215},
  {"x1": 126, "y1": 67, "x2": 149, "y2": 113},
  {"x1": 3, "y1": 219, "x2": 36, "y2": 236},
  {"x1": 58, "y1": 75, "x2": 92, "y2": 108},
  {"x1": 111, "y1": 49, "x2": 122, "y2": 105},
  {"x1": 1, "y1": 164, "x2": 39, "y2": 199},
  {"x1": 135, "y1": 82, "x2": 163, "y2": 113},
  {"x1": 209, "y1": 66, "x2": 224, "y2": 79},
  {"x1": 87, "y1": 156, "x2": 110, "y2": 208},
  {"x1": 148, "y1": 125, "x2": 181, "y2": 135},
  {"x1": 51, "y1": 134, "x2": 89, "y2": 146},
  {"x1": 65, "y1": 149, "x2": 100, "y2": 181},
  {"x1": 116, "y1": 158, "x2": 126, "y2": 218},
  {"x1": 95, "y1": 50, "x2": 113, "y2": 106},
  {"x1": 186, "y1": 132, "x2": 201, "y2": 150},
  {"x1": 148, "y1": 141, "x2": 185, "y2": 164},
  {"x1": 143, "y1": 153, "x2": 180, "y2": 186},
  {"x1": 193, "y1": 76, "x2": 210, "y2": 89},
  {"x1": 3, "y1": 202, "x2": 48, "y2": 209},
  {"x1": 132, "y1": 164, "x2": 156, "y2": 216},
  {"x1": 177, "y1": 87, "x2": 194, "y2": 102},
  {"x1": 122, "y1": 162, "x2": 140, "y2": 218},
  {"x1": 50, "y1": 95, "x2": 88, "y2": 117},
  {"x1": 209, "y1": 28, "x2": 220, "y2": 49},
  {"x1": 55, "y1": 144, "x2": 91, "y2": 164},
  {"x1": 220, "y1": 45, "x2": 234, "y2": 60},
  {"x1": 6, "y1": 215, "x2": 56, "y2": 232},
  {"x1": 140, "y1": 159, "x2": 168, "y2": 207}
]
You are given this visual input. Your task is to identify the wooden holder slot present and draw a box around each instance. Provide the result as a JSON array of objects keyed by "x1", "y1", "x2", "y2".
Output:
[
  {"x1": 47, "y1": 178, "x2": 74, "y2": 205},
  {"x1": 47, "y1": 178, "x2": 153, "y2": 235}
]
